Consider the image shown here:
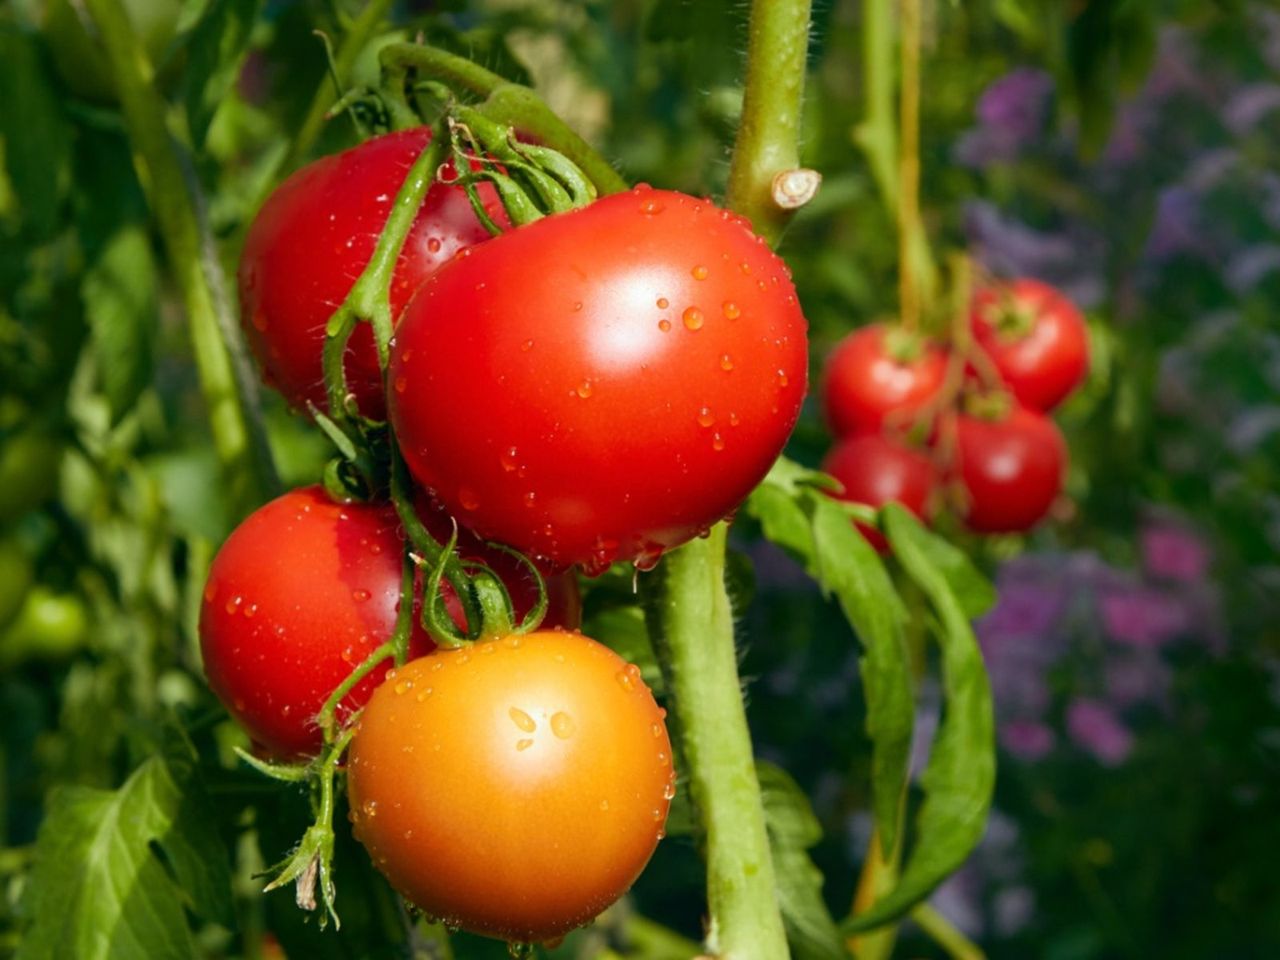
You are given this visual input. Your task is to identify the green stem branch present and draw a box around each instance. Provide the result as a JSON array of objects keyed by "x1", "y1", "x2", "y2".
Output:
[
  {"x1": 912, "y1": 904, "x2": 987, "y2": 960},
  {"x1": 645, "y1": 526, "x2": 788, "y2": 960},
  {"x1": 85, "y1": 0, "x2": 278, "y2": 514},
  {"x1": 726, "y1": 0, "x2": 815, "y2": 243}
]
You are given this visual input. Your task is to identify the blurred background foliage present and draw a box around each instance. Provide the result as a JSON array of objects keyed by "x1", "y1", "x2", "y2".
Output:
[{"x1": 0, "y1": 0, "x2": 1278, "y2": 957}]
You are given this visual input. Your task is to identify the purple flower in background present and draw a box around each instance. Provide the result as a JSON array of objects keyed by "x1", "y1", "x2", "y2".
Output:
[
  {"x1": 955, "y1": 68, "x2": 1054, "y2": 169},
  {"x1": 965, "y1": 202, "x2": 1106, "y2": 308},
  {"x1": 993, "y1": 885, "x2": 1037, "y2": 937},
  {"x1": 1145, "y1": 186, "x2": 1206, "y2": 262},
  {"x1": 979, "y1": 68, "x2": 1055, "y2": 141},
  {"x1": 1104, "y1": 652, "x2": 1173, "y2": 710},
  {"x1": 1099, "y1": 585, "x2": 1190, "y2": 648},
  {"x1": 1141, "y1": 521, "x2": 1211, "y2": 582},
  {"x1": 1067, "y1": 698, "x2": 1135, "y2": 766},
  {"x1": 1224, "y1": 83, "x2": 1280, "y2": 135},
  {"x1": 1256, "y1": 5, "x2": 1280, "y2": 74},
  {"x1": 1225, "y1": 245, "x2": 1280, "y2": 294},
  {"x1": 1000, "y1": 719, "x2": 1056, "y2": 761}
]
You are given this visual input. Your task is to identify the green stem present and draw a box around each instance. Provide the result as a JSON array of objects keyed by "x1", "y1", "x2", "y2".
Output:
[
  {"x1": 848, "y1": 829, "x2": 901, "y2": 960},
  {"x1": 84, "y1": 0, "x2": 277, "y2": 514},
  {"x1": 379, "y1": 44, "x2": 627, "y2": 196},
  {"x1": 854, "y1": 0, "x2": 898, "y2": 213},
  {"x1": 898, "y1": 0, "x2": 922, "y2": 334},
  {"x1": 912, "y1": 904, "x2": 987, "y2": 960},
  {"x1": 282, "y1": 0, "x2": 398, "y2": 175},
  {"x1": 725, "y1": 0, "x2": 814, "y2": 243},
  {"x1": 645, "y1": 526, "x2": 788, "y2": 960}
]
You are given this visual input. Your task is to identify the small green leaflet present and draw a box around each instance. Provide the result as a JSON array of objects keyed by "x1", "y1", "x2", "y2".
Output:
[
  {"x1": 182, "y1": 0, "x2": 265, "y2": 148},
  {"x1": 844, "y1": 504, "x2": 995, "y2": 932},
  {"x1": 17, "y1": 755, "x2": 233, "y2": 960},
  {"x1": 746, "y1": 457, "x2": 913, "y2": 858},
  {"x1": 83, "y1": 226, "x2": 160, "y2": 424},
  {"x1": 759, "y1": 762, "x2": 849, "y2": 960}
]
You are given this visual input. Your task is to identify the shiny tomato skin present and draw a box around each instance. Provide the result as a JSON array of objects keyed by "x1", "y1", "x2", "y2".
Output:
[
  {"x1": 822, "y1": 434, "x2": 938, "y2": 552},
  {"x1": 200, "y1": 487, "x2": 432, "y2": 759},
  {"x1": 347, "y1": 630, "x2": 674, "y2": 943},
  {"x1": 971, "y1": 278, "x2": 1089, "y2": 412},
  {"x1": 238, "y1": 129, "x2": 506, "y2": 418},
  {"x1": 821, "y1": 324, "x2": 950, "y2": 438},
  {"x1": 388, "y1": 186, "x2": 808, "y2": 572},
  {"x1": 953, "y1": 406, "x2": 1067, "y2": 534}
]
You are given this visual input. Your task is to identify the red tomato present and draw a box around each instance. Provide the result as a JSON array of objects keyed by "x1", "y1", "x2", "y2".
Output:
[
  {"x1": 388, "y1": 186, "x2": 808, "y2": 573},
  {"x1": 347, "y1": 630, "x2": 674, "y2": 943},
  {"x1": 952, "y1": 406, "x2": 1067, "y2": 534},
  {"x1": 821, "y1": 434, "x2": 938, "y2": 552},
  {"x1": 821, "y1": 324, "x2": 950, "y2": 438},
  {"x1": 199, "y1": 487, "x2": 580, "y2": 758},
  {"x1": 971, "y1": 278, "x2": 1089, "y2": 412},
  {"x1": 238, "y1": 129, "x2": 507, "y2": 418}
]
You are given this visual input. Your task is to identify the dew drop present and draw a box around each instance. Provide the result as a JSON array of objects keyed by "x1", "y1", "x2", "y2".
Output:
[
  {"x1": 362, "y1": 800, "x2": 378, "y2": 818},
  {"x1": 575, "y1": 380, "x2": 594, "y2": 399},
  {"x1": 729, "y1": 411, "x2": 741, "y2": 427},
  {"x1": 682, "y1": 306, "x2": 704, "y2": 331},
  {"x1": 224, "y1": 596, "x2": 242, "y2": 615},
  {"x1": 203, "y1": 582, "x2": 216, "y2": 603},
  {"x1": 658, "y1": 751, "x2": 671, "y2": 767},
  {"x1": 712, "y1": 432, "x2": 725, "y2": 451},
  {"x1": 639, "y1": 198, "x2": 665, "y2": 215},
  {"x1": 599, "y1": 799, "x2": 610, "y2": 811},
  {"x1": 650, "y1": 722, "x2": 663, "y2": 738},
  {"x1": 691, "y1": 265, "x2": 708, "y2": 281},
  {"x1": 777, "y1": 369, "x2": 790, "y2": 387},
  {"x1": 697, "y1": 406, "x2": 714, "y2": 428},
  {"x1": 500, "y1": 447, "x2": 519, "y2": 472},
  {"x1": 722, "y1": 301, "x2": 741, "y2": 320},
  {"x1": 352, "y1": 589, "x2": 372, "y2": 602},
  {"x1": 523, "y1": 491, "x2": 537, "y2": 508},
  {"x1": 521, "y1": 338, "x2": 535, "y2": 352},
  {"x1": 244, "y1": 603, "x2": 258, "y2": 619},
  {"x1": 505, "y1": 635, "x2": 523, "y2": 649},
  {"x1": 459, "y1": 488, "x2": 480, "y2": 511},
  {"x1": 616, "y1": 669, "x2": 636, "y2": 693},
  {"x1": 740, "y1": 261, "x2": 752, "y2": 274},
  {"x1": 509, "y1": 706, "x2": 537, "y2": 732},
  {"x1": 427, "y1": 237, "x2": 442, "y2": 253},
  {"x1": 658, "y1": 318, "x2": 672, "y2": 332},
  {"x1": 634, "y1": 545, "x2": 664, "y2": 571},
  {"x1": 394, "y1": 375, "x2": 408, "y2": 394},
  {"x1": 516, "y1": 738, "x2": 534, "y2": 752},
  {"x1": 394, "y1": 679, "x2": 412, "y2": 695},
  {"x1": 652, "y1": 808, "x2": 664, "y2": 822},
  {"x1": 720, "y1": 354, "x2": 734, "y2": 371},
  {"x1": 656, "y1": 297, "x2": 669, "y2": 309},
  {"x1": 416, "y1": 688, "x2": 433, "y2": 702},
  {"x1": 663, "y1": 781, "x2": 677, "y2": 799},
  {"x1": 550, "y1": 711, "x2": 576, "y2": 739}
]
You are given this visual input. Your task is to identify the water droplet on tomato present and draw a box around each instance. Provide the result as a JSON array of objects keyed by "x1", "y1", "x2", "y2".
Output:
[
  {"x1": 712, "y1": 432, "x2": 725, "y2": 451},
  {"x1": 224, "y1": 596, "x2": 242, "y2": 615},
  {"x1": 691, "y1": 265, "x2": 708, "y2": 280},
  {"x1": 662, "y1": 780, "x2": 676, "y2": 799},
  {"x1": 352, "y1": 589, "x2": 371, "y2": 602},
  {"x1": 634, "y1": 545, "x2": 664, "y2": 571},
  {"x1": 203, "y1": 582, "x2": 216, "y2": 603},
  {"x1": 656, "y1": 297, "x2": 669, "y2": 309},
  {"x1": 658, "y1": 318, "x2": 672, "y2": 332},
  {"x1": 550, "y1": 712, "x2": 576, "y2": 739},
  {"x1": 722, "y1": 301, "x2": 741, "y2": 320},
  {"x1": 616, "y1": 669, "x2": 636, "y2": 693},
  {"x1": 740, "y1": 261, "x2": 752, "y2": 274},
  {"x1": 416, "y1": 688, "x2": 432, "y2": 702},
  {"x1": 516, "y1": 738, "x2": 534, "y2": 752},
  {"x1": 639, "y1": 198, "x2": 665, "y2": 215},
  {"x1": 509, "y1": 706, "x2": 537, "y2": 732},
  {"x1": 427, "y1": 237, "x2": 442, "y2": 253},
  {"x1": 651, "y1": 722, "x2": 663, "y2": 738},
  {"x1": 576, "y1": 380, "x2": 594, "y2": 399},
  {"x1": 500, "y1": 447, "x2": 519, "y2": 472},
  {"x1": 599, "y1": 799, "x2": 610, "y2": 811},
  {"x1": 720, "y1": 354, "x2": 734, "y2": 371},
  {"x1": 244, "y1": 603, "x2": 258, "y2": 618},
  {"x1": 682, "y1": 307, "x2": 704, "y2": 331},
  {"x1": 697, "y1": 407, "x2": 714, "y2": 427},
  {"x1": 363, "y1": 800, "x2": 378, "y2": 818},
  {"x1": 459, "y1": 488, "x2": 480, "y2": 510},
  {"x1": 394, "y1": 376, "x2": 408, "y2": 394},
  {"x1": 394, "y1": 679, "x2": 412, "y2": 695},
  {"x1": 652, "y1": 807, "x2": 664, "y2": 821},
  {"x1": 523, "y1": 491, "x2": 536, "y2": 508},
  {"x1": 729, "y1": 411, "x2": 741, "y2": 427},
  {"x1": 505, "y1": 635, "x2": 522, "y2": 649},
  {"x1": 573, "y1": 301, "x2": 583, "y2": 311},
  {"x1": 777, "y1": 369, "x2": 789, "y2": 387}
]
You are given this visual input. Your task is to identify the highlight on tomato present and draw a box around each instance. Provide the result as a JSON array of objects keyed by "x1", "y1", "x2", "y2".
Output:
[
  {"x1": 347, "y1": 629, "x2": 675, "y2": 944},
  {"x1": 389, "y1": 185, "x2": 808, "y2": 573},
  {"x1": 950, "y1": 405, "x2": 1067, "y2": 534},
  {"x1": 820, "y1": 323, "x2": 949, "y2": 438},
  {"x1": 237, "y1": 128, "x2": 507, "y2": 419}
]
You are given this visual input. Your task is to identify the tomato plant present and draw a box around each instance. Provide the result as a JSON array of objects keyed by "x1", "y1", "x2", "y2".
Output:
[
  {"x1": 347, "y1": 629, "x2": 674, "y2": 944},
  {"x1": 238, "y1": 129, "x2": 506, "y2": 418},
  {"x1": 971, "y1": 278, "x2": 1089, "y2": 412},
  {"x1": 822, "y1": 433, "x2": 938, "y2": 551},
  {"x1": 951, "y1": 406, "x2": 1067, "y2": 534},
  {"x1": 389, "y1": 185, "x2": 808, "y2": 572},
  {"x1": 821, "y1": 324, "x2": 949, "y2": 438}
]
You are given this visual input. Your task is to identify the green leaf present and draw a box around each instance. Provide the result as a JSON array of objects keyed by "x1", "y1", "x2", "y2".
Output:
[
  {"x1": 845, "y1": 506, "x2": 995, "y2": 933},
  {"x1": 758, "y1": 762, "x2": 849, "y2": 960},
  {"x1": 17, "y1": 754, "x2": 234, "y2": 960},
  {"x1": 182, "y1": 0, "x2": 265, "y2": 148},
  {"x1": 82, "y1": 226, "x2": 159, "y2": 423},
  {"x1": 891, "y1": 514, "x2": 995, "y2": 620},
  {"x1": 747, "y1": 457, "x2": 913, "y2": 858},
  {"x1": 0, "y1": 24, "x2": 72, "y2": 237}
]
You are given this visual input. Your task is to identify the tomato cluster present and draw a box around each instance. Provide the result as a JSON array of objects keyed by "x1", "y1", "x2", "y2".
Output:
[
  {"x1": 202, "y1": 128, "x2": 807, "y2": 943},
  {"x1": 820, "y1": 278, "x2": 1087, "y2": 544}
]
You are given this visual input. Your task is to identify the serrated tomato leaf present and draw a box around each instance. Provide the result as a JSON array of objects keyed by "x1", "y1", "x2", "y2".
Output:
[
  {"x1": 758, "y1": 762, "x2": 848, "y2": 960},
  {"x1": 17, "y1": 755, "x2": 233, "y2": 960},
  {"x1": 845, "y1": 505, "x2": 995, "y2": 932},
  {"x1": 747, "y1": 458, "x2": 913, "y2": 857}
]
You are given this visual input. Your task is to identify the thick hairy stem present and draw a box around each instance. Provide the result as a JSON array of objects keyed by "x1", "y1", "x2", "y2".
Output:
[
  {"x1": 84, "y1": 0, "x2": 278, "y2": 513},
  {"x1": 726, "y1": 0, "x2": 815, "y2": 244},
  {"x1": 645, "y1": 526, "x2": 788, "y2": 960}
]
